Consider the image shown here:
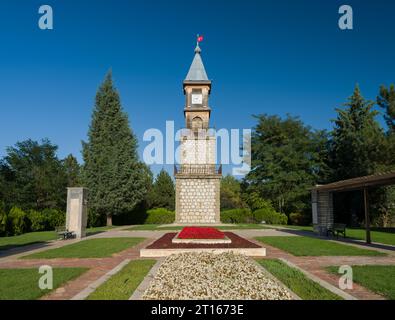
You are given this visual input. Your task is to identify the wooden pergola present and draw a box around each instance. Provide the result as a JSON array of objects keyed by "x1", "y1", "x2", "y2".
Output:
[{"x1": 312, "y1": 171, "x2": 395, "y2": 244}]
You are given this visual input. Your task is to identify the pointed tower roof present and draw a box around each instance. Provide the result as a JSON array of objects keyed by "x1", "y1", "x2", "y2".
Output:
[{"x1": 184, "y1": 44, "x2": 210, "y2": 82}]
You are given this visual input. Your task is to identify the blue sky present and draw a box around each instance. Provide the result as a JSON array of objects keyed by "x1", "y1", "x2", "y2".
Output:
[{"x1": 0, "y1": 0, "x2": 394, "y2": 175}]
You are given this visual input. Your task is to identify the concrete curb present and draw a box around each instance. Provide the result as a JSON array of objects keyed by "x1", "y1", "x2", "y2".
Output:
[
  {"x1": 140, "y1": 247, "x2": 266, "y2": 258},
  {"x1": 129, "y1": 258, "x2": 164, "y2": 300},
  {"x1": 278, "y1": 258, "x2": 357, "y2": 300},
  {"x1": 70, "y1": 258, "x2": 131, "y2": 300}
]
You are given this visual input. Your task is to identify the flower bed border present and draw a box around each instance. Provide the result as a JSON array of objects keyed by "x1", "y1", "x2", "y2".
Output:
[
  {"x1": 177, "y1": 227, "x2": 226, "y2": 240},
  {"x1": 172, "y1": 231, "x2": 232, "y2": 244}
]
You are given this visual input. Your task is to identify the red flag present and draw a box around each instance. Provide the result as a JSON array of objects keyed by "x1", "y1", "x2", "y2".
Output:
[{"x1": 197, "y1": 35, "x2": 204, "y2": 42}]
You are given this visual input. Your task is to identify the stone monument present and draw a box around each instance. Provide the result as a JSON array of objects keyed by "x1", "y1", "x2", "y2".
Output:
[
  {"x1": 175, "y1": 42, "x2": 221, "y2": 224},
  {"x1": 66, "y1": 187, "x2": 88, "y2": 238}
]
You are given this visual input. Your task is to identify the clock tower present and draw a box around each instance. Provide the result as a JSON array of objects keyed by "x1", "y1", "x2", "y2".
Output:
[{"x1": 175, "y1": 42, "x2": 221, "y2": 224}]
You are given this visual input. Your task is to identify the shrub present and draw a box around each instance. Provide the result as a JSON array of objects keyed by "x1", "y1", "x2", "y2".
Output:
[
  {"x1": 0, "y1": 204, "x2": 8, "y2": 236},
  {"x1": 145, "y1": 208, "x2": 175, "y2": 224},
  {"x1": 87, "y1": 209, "x2": 106, "y2": 228},
  {"x1": 289, "y1": 212, "x2": 307, "y2": 226},
  {"x1": 221, "y1": 208, "x2": 253, "y2": 223},
  {"x1": 42, "y1": 208, "x2": 66, "y2": 229},
  {"x1": 113, "y1": 202, "x2": 148, "y2": 226},
  {"x1": 253, "y1": 208, "x2": 288, "y2": 225},
  {"x1": 243, "y1": 192, "x2": 272, "y2": 212},
  {"x1": 28, "y1": 210, "x2": 48, "y2": 232},
  {"x1": 8, "y1": 207, "x2": 28, "y2": 235}
]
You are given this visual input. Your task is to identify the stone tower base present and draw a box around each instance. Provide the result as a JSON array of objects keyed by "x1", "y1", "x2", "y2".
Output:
[{"x1": 175, "y1": 175, "x2": 220, "y2": 224}]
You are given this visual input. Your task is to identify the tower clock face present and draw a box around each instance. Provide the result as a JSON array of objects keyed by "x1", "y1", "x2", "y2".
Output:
[{"x1": 191, "y1": 94, "x2": 203, "y2": 105}]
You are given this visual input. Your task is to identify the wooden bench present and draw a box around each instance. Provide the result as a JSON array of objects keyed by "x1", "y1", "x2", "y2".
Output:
[
  {"x1": 327, "y1": 223, "x2": 346, "y2": 238},
  {"x1": 55, "y1": 226, "x2": 75, "y2": 240}
]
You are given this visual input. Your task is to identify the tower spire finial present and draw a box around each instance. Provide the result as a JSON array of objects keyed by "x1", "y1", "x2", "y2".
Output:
[{"x1": 195, "y1": 34, "x2": 203, "y2": 53}]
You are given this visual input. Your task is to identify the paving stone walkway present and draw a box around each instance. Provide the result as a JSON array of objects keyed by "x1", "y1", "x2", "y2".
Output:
[{"x1": 1, "y1": 227, "x2": 394, "y2": 300}]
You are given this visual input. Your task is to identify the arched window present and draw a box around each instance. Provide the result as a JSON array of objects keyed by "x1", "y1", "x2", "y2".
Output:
[{"x1": 191, "y1": 116, "x2": 203, "y2": 131}]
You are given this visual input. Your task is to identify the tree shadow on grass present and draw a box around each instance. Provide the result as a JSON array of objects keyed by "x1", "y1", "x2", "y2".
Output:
[
  {"x1": 86, "y1": 230, "x2": 107, "y2": 237},
  {"x1": 0, "y1": 241, "x2": 54, "y2": 258}
]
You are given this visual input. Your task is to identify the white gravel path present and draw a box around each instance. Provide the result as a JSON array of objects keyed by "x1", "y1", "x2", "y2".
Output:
[{"x1": 142, "y1": 252, "x2": 293, "y2": 300}]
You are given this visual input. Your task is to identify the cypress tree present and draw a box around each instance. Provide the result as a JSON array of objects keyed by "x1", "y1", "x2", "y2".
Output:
[{"x1": 82, "y1": 72, "x2": 147, "y2": 226}]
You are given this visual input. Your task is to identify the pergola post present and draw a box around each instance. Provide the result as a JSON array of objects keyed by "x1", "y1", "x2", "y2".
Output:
[{"x1": 363, "y1": 187, "x2": 371, "y2": 244}]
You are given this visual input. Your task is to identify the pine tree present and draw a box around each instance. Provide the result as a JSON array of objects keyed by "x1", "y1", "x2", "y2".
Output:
[
  {"x1": 330, "y1": 85, "x2": 386, "y2": 180},
  {"x1": 149, "y1": 169, "x2": 175, "y2": 211},
  {"x1": 82, "y1": 72, "x2": 147, "y2": 226},
  {"x1": 377, "y1": 84, "x2": 395, "y2": 132}
]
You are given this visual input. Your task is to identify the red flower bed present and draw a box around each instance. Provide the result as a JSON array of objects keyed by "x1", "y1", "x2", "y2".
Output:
[{"x1": 177, "y1": 227, "x2": 225, "y2": 239}]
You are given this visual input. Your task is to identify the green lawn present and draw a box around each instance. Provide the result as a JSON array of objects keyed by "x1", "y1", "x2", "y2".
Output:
[
  {"x1": 128, "y1": 224, "x2": 268, "y2": 231},
  {"x1": 0, "y1": 226, "x2": 114, "y2": 252},
  {"x1": 0, "y1": 231, "x2": 59, "y2": 252},
  {"x1": 274, "y1": 225, "x2": 395, "y2": 246},
  {"x1": 22, "y1": 237, "x2": 145, "y2": 259},
  {"x1": 258, "y1": 259, "x2": 342, "y2": 300},
  {"x1": 87, "y1": 259, "x2": 156, "y2": 300},
  {"x1": 255, "y1": 236, "x2": 385, "y2": 256},
  {"x1": 0, "y1": 267, "x2": 87, "y2": 300},
  {"x1": 327, "y1": 265, "x2": 395, "y2": 300},
  {"x1": 346, "y1": 229, "x2": 395, "y2": 246}
]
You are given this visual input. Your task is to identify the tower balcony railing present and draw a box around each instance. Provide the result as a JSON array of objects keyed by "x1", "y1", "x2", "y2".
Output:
[{"x1": 174, "y1": 164, "x2": 222, "y2": 175}]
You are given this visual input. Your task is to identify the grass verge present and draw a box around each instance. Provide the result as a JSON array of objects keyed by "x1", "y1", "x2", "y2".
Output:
[
  {"x1": 0, "y1": 267, "x2": 87, "y2": 299},
  {"x1": 273, "y1": 225, "x2": 395, "y2": 246},
  {"x1": 255, "y1": 236, "x2": 385, "y2": 256},
  {"x1": 22, "y1": 237, "x2": 145, "y2": 259},
  {"x1": 257, "y1": 259, "x2": 342, "y2": 300},
  {"x1": 87, "y1": 259, "x2": 156, "y2": 300},
  {"x1": 327, "y1": 265, "x2": 395, "y2": 300},
  {"x1": 0, "y1": 226, "x2": 115, "y2": 252}
]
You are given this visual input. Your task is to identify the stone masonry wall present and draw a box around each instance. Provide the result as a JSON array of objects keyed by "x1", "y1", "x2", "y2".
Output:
[
  {"x1": 312, "y1": 190, "x2": 334, "y2": 235},
  {"x1": 180, "y1": 136, "x2": 216, "y2": 165},
  {"x1": 176, "y1": 177, "x2": 220, "y2": 224}
]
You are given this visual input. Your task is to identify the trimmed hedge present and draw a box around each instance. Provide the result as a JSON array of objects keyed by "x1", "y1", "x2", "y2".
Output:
[
  {"x1": 221, "y1": 208, "x2": 253, "y2": 223},
  {"x1": 221, "y1": 204, "x2": 288, "y2": 225},
  {"x1": 145, "y1": 208, "x2": 175, "y2": 224},
  {"x1": 253, "y1": 208, "x2": 288, "y2": 225}
]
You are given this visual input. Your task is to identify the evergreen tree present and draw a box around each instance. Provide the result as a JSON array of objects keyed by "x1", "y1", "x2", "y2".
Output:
[
  {"x1": 63, "y1": 154, "x2": 81, "y2": 187},
  {"x1": 377, "y1": 84, "x2": 395, "y2": 132},
  {"x1": 82, "y1": 72, "x2": 147, "y2": 226},
  {"x1": 149, "y1": 169, "x2": 175, "y2": 211},
  {"x1": 329, "y1": 85, "x2": 386, "y2": 180},
  {"x1": 140, "y1": 163, "x2": 154, "y2": 209},
  {"x1": 245, "y1": 114, "x2": 329, "y2": 214}
]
